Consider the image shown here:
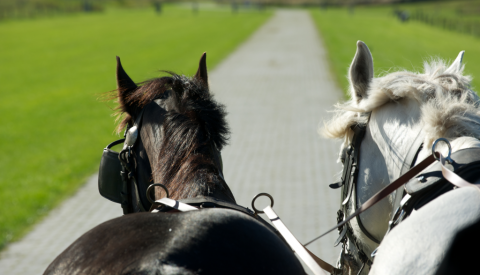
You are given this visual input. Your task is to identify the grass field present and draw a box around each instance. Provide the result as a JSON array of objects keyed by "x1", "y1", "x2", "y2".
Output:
[
  {"x1": 0, "y1": 4, "x2": 271, "y2": 249},
  {"x1": 310, "y1": 4, "x2": 480, "y2": 97}
]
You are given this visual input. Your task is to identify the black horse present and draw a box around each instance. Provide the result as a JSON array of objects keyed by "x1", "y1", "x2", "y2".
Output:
[{"x1": 44, "y1": 54, "x2": 305, "y2": 275}]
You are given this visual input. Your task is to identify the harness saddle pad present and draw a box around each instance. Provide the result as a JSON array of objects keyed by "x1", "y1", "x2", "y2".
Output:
[{"x1": 406, "y1": 148, "x2": 480, "y2": 196}]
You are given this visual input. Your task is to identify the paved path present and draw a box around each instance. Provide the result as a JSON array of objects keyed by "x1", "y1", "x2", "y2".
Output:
[
  {"x1": 0, "y1": 9, "x2": 343, "y2": 274},
  {"x1": 0, "y1": 174, "x2": 121, "y2": 274},
  {"x1": 211, "y1": 9, "x2": 342, "y2": 268}
]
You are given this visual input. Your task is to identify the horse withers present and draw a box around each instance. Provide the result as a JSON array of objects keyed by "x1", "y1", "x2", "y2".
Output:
[
  {"x1": 43, "y1": 54, "x2": 305, "y2": 275},
  {"x1": 323, "y1": 41, "x2": 480, "y2": 274}
]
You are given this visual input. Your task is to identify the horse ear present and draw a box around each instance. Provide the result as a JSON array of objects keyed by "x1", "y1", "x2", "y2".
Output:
[
  {"x1": 195, "y1": 52, "x2": 208, "y2": 87},
  {"x1": 349, "y1": 41, "x2": 374, "y2": 103},
  {"x1": 116, "y1": 56, "x2": 137, "y2": 113},
  {"x1": 445, "y1": 51, "x2": 465, "y2": 74}
]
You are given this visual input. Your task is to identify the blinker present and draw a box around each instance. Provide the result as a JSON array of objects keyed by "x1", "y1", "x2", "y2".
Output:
[{"x1": 98, "y1": 139, "x2": 125, "y2": 203}]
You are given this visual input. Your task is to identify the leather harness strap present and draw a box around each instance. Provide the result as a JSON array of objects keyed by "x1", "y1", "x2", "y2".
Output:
[
  {"x1": 390, "y1": 131, "x2": 424, "y2": 226},
  {"x1": 307, "y1": 149, "x2": 479, "y2": 249},
  {"x1": 305, "y1": 247, "x2": 341, "y2": 275},
  {"x1": 150, "y1": 196, "x2": 283, "y2": 240},
  {"x1": 305, "y1": 153, "x2": 437, "y2": 246},
  {"x1": 151, "y1": 197, "x2": 198, "y2": 212},
  {"x1": 150, "y1": 197, "x2": 341, "y2": 274},
  {"x1": 439, "y1": 154, "x2": 480, "y2": 189},
  {"x1": 263, "y1": 206, "x2": 329, "y2": 275}
]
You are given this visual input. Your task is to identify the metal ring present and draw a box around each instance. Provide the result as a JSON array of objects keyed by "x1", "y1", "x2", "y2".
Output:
[
  {"x1": 251, "y1": 193, "x2": 274, "y2": 214},
  {"x1": 146, "y1": 183, "x2": 169, "y2": 204},
  {"x1": 431, "y1": 138, "x2": 452, "y2": 161}
]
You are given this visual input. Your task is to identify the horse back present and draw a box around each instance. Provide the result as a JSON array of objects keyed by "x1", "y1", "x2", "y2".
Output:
[
  {"x1": 370, "y1": 186, "x2": 480, "y2": 275},
  {"x1": 44, "y1": 208, "x2": 305, "y2": 275}
]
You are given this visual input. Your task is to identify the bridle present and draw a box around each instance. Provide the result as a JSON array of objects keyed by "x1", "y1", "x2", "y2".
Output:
[
  {"x1": 98, "y1": 105, "x2": 149, "y2": 214},
  {"x1": 325, "y1": 122, "x2": 424, "y2": 271},
  {"x1": 99, "y1": 99, "x2": 234, "y2": 215},
  {"x1": 305, "y1": 116, "x2": 480, "y2": 274}
]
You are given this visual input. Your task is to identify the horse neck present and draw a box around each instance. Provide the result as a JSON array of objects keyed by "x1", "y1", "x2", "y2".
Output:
[{"x1": 149, "y1": 142, "x2": 235, "y2": 203}]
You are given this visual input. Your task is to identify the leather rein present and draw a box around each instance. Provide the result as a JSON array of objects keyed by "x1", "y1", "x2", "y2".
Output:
[{"x1": 305, "y1": 123, "x2": 437, "y2": 247}]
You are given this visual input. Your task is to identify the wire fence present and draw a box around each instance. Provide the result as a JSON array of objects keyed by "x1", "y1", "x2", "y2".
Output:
[
  {"x1": 0, "y1": 0, "x2": 105, "y2": 21},
  {"x1": 410, "y1": 9, "x2": 480, "y2": 38}
]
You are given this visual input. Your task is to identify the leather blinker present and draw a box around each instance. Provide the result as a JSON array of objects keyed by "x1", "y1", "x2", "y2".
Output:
[{"x1": 98, "y1": 139, "x2": 125, "y2": 203}]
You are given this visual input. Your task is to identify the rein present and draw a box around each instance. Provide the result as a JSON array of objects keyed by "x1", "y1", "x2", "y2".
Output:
[
  {"x1": 305, "y1": 153, "x2": 438, "y2": 247},
  {"x1": 304, "y1": 136, "x2": 479, "y2": 274}
]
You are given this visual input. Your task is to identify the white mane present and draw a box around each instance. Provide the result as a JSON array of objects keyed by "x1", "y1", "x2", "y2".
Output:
[{"x1": 322, "y1": 59, "x2": 480, "y2": 151}]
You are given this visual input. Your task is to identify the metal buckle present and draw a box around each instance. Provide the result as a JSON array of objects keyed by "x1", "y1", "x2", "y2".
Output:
[
  {"x1": 251, "y1": 193, "x2": 274, "y2": 214},
  {"x1": 432, "y1": 138, "x2": 453, "y2": 164},
  {"x1": 146, "y1": 183, "x2": 169, "y2": 204}
]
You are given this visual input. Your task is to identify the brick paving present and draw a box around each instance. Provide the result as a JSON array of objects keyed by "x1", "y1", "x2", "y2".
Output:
[
  {"x1": 0, "y1": 174, "x2": 121, "y2": 274},
  {"x1": 211, "y1": 9, "x2": 343, "y2": 269},
  {"x1": 0, "y1": 9, "x2": 343, "y2": 274}
]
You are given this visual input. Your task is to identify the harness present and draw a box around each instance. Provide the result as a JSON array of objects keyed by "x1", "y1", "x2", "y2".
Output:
[
  {"x1": 149, "y1": 194, "x2": 281, "y2": 231},
  {"x1": 329, "y1": 124, "x2": 376, "y2": 272},
  {"x1": 328, "y1": 122, "x2": 480, "y2": 273},
  {"x1": 388, "y1": 147, "x2": 480, "y2": 233},
  {"x1": 98, "y1": 106, "x2": 148, "y2": 214}
]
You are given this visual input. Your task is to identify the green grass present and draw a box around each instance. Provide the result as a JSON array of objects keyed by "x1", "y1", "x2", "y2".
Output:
[
  {"x1": 0, "y1": 4, "x2": 271, "y2": 249},
  {"x1": 310, "y1": 5, "x2": 480, "y2": 98}
]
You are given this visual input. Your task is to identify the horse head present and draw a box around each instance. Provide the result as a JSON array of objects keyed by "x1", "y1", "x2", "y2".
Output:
[
  {"x1": 115, "y1": 53, "x2": 235, "y2": 212},
  {"x1": 323, "y1": 41, "x2": 480, "y2": 272}
]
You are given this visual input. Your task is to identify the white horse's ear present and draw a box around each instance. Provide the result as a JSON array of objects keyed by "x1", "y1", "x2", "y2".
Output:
[
  {"x1": 445, "y1": 51, "x2": 465, "y2": 74},
  {"x1": 349, "y1": 41, "x2": 374, "y2": 103}
]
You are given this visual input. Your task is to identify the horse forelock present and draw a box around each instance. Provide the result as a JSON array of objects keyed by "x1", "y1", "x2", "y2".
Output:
[{"x1": 322, "y1": 59, "x2": 480, "y2": 150}]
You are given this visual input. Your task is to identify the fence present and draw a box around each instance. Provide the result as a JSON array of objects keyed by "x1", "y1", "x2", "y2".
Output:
[
  {"x1": 0, "y1": 0, "x2": 105, "y2": 21},
  {"x1": 410, "y1": 9, "x2": 480, "y2": 38}
]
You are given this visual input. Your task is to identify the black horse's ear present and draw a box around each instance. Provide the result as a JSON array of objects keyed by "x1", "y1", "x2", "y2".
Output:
[
  {"x1": 116, "y1": 56, "x2": 137, "y2": 113},
  {"x1": 195, "y1": 52, "x2": 208, "y2": 87},
  {"x1": 116, "y1": 56, "x2": 137, "y2": 92}
]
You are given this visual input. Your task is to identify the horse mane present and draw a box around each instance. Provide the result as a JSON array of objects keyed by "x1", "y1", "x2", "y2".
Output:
[
  {"x1": 113, "y1": 73, "x2": 231, "y2": 200},
  {"x1": 322, "y1": 59, "x2": 480, "y2": 148}
]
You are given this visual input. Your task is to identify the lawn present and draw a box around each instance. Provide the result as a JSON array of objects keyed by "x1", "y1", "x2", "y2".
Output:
[
  {"x1": 310, "y1": 4, "x2": 480, "y2": 98},
  {"x1": 0, "y1": 4, "x2": 271, "y2": 249}
]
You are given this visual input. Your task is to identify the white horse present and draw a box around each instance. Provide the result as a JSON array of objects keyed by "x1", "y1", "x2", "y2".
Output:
[{"x1": 322, "y1": 41, "x2": 480, "y2": 274}]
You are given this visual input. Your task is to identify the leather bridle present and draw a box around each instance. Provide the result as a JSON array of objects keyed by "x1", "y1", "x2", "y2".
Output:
[
  {"x1": 304, "y1": 120, "x2": 480, "y2": 274},
  {"x1": 305, "y1": 121, "x2": 433, "y2": 273}
]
